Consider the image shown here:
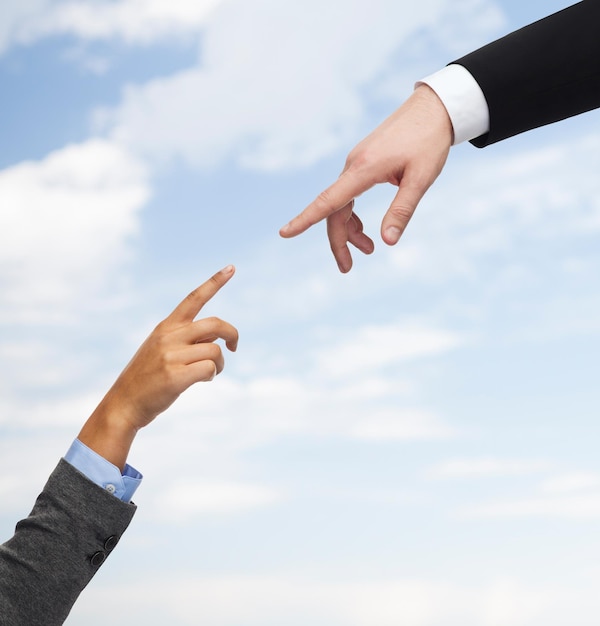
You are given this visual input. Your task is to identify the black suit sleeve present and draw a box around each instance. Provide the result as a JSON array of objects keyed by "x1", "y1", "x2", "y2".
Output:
[
  {"x1": 452, "y1": 0, "x2": 600, "y2": 147},
  {"x1": 0, "y1": 459, "x2": 136, "y2": 626}
]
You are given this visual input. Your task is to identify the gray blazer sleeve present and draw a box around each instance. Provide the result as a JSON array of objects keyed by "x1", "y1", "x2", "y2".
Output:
[{"x1": 0, "y1": 459, "x2": 136, "y2": 626}]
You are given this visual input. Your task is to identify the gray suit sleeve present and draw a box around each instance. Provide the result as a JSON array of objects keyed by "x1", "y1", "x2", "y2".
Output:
[{"x1": 0, "y1": 459, "x2": 136, "y2": 626}]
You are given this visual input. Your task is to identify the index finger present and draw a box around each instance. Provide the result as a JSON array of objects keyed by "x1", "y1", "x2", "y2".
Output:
[
  {"x1": 279, "y1": 170, "x2": 372, "y2": 238},
  {"x1": 168, "y1": 265, "x2": 235, "y2": 324}
]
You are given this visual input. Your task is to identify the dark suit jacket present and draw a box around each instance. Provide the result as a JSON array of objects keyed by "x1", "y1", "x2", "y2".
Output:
[
  {"x1": 0, "y1": 459, "x2": 136, "y2": 626},
  {"x1": 453, "y1": 0, "x2": 600, "y2": 147}
]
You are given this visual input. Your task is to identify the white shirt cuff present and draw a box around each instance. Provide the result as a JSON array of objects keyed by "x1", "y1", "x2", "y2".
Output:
[{"x1": 416, "y1": 64, "x2": 490, "y2": 145}]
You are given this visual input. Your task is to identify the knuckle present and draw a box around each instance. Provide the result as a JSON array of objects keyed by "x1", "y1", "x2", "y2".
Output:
[
  {"x1": 154, "y1": 331, "x2": 171, "y2": 349},
  {"x1": 207, "y1": 343, "x2": 222, "y2": 359},
  {"x1": 155, "y1": 352, "x2": 176, "y2": 382},
  {"x1": 314, "y1": 189, "x2": 333, "y2": 212},
  {"x1": 185, "y1": 286, "x2": 201, "y2": 303},
  {"x1": 153, "y1": 320, "x2": 169, "y2": 334},
  {"x1": 328, "y1": 237, "x2": 347, "y2": 255},
  {"x1": 203, "y1": 316, "x2": 221, "y2": 328},
  {"x1": 404, "y1": 168, "x2": 434, "y2": 195},
  {"x1": 162, "y1": 367, "x2": 180, "y2": 389},
  {"x1": 208, "y1": 274, "x2": 222, "y2": 289},
  {"x1": 146, "y1": 330, "x2": 169, "y2": 356},
  {"x1": 346, "y1": 147, "x2": 369, "y2": 170},
  {"x1": 327, "y1": 228, "x2": 348, "y2": 253},
  {"x1": 157, "y1": 346, "x2": 174, "y2": 365},
  {"x1": 388, "y1": 203, "x2": 415, "y2": 221},
  {"x1": 346, "y1": 146, "x2": 381, "y2": 181}
]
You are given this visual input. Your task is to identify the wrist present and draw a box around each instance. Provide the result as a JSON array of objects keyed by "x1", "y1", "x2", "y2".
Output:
[
  {"x1": 412, "y1": 83, "x2": 454, "y2": 145},
  {"x1": 416, "y1": 65, "x2": 490, "y2": 145},
  {"x1": 77, "y1": 395, "x2": 139, "y2": 472}
]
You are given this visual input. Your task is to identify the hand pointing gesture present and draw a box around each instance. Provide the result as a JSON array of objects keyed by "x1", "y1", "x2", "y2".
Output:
[
  {"x1": 78, "y1": 265, "x2": 239, "y2": 469},
  {"x1": 280, "y1": 85, "x2": 453, "y2": 272}
]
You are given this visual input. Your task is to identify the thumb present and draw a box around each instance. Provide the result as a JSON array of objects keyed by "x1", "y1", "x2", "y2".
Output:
[{"x1": 380, "y1": 180, "x2": 427, "y2": 246}]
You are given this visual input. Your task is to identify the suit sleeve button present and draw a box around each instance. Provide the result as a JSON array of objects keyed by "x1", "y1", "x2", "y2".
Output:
[
  {"x1": 104, "y1": 535, "x2": 119, "y2": 552},
  {"x1": 90, "y1": 551, "x2": 106, "y2": 567}
]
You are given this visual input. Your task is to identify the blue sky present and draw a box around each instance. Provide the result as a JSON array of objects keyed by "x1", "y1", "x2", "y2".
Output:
[{"x1": 2, "y1": 1, "x2": 600, "y2": 624}]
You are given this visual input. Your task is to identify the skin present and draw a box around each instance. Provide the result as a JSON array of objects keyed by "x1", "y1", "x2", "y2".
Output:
[
  {"x1": 78, "y1": 265, "x2": 239, "y2": 471},
  {"x1": 279, "y1": 84, "x2": 453, "y2": 273}
]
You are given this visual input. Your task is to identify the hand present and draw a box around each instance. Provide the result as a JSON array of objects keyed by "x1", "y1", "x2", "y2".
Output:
[
  {"x1": 78, "y1": 265, "x2": 239, "y2": 469},
  {"x1": 279, "y1": 85, "x2": 453, "y2": 272}
]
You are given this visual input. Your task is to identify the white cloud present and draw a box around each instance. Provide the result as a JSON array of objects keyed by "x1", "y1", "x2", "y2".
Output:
[
  {"x1": 0, "y1": 390, "x2": 103, "y2": 429},
  {"x1": 0, "y1": 0, "x2": 222, "y2": 52},
  {"x1": 349, "y1": 408, "x2": 452, "y2": 440},
  {"x1": 388, "y1": 132, "x2": 600, "y2": 286},
  {"x1": 110, "y1": 313, "x2": 461, "y2": 494},
  {"x1": 96, "y1": 0, "x2": 504, "y2": 171},
  {"x1": 0, "y1": 431, "x2": 73, "y2": 518},
  {"x1": 426, "y1": 457, "x2": 550, "y2": 480},
  {"x1": 461, "y1": 494, "x2": 600, "y2": 520},
  {"x1": 429, "y1": 463, "x2": 600, "y2": 521},
  {"x1": 316, "y1": 323, "x2": 462, "y2": 379},
  {"x1": 0, "y1": 139, "x2": 147, "y2": 513},
  {"x1": 133, "y1": 370, "x2": 451, "y2": 469},
  {"x1": 155, "y1": 480, "x2": 280, "y2": 519},
  {"x1": 447, "y1": 465, "x2": 600, "y2": 521},
  {"x1": 70, "y1": 573, "x2": 599, "y2": 626},
  {"x1": 0, "y1": 138, "x2": 149, "y2": 323},
  {"x1": 541, "y1": 472, "x2": 600, "y2": 494},
  {"x1": 123, "y1": 364, "x2": 452, "y2": 497},
  {"x1": 0, "y1": 0, "x2": 46, "y2": 54}
]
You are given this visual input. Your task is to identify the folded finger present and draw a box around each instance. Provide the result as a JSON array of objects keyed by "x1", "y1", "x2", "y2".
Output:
[
  {"x1": 346, "y1": 212, "x2": 375, "y2": 255},
  {"x1": 181, "y1": 317, "x2": 239, "y2": 352},
  {"x1": 181, "y1": 360, "x2": 219, "y2": 386},
  {"x1": 327, "y1": 204, "x2": 354, "y2": 273},
  {"x1": 179, "y1": 343, "x2": 225, "y2": 374}
]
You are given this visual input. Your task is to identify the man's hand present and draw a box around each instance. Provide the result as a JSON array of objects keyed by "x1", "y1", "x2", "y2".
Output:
[
  {"x1": 78, "y1": 265, "x2": 239, "y2": 469},
  {"x1": 279, "y1": 85, "x2": 453, "y2": 272}
]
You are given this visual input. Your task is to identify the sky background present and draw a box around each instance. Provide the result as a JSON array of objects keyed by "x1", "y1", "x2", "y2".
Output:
[{"x1": 1, "y1": 0, "x2": 600, "y2": 624}]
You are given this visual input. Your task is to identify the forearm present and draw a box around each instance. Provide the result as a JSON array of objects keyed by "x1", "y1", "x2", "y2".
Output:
[
  {"x1": 77, "y1": 389, "x2": 139, "y2": 473},
  {"x1": 0, "y1": 460, "x2": 135, "y2": 625}
]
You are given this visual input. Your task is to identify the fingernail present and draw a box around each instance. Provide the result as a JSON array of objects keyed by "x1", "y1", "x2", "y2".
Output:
[
  {"x1": 220, "y1": 264, "x2": 235, "y2": 275},
  {"x1": 280, "y1": 223, "x2": 291, "y2": 235},
  {"x1": 384, "y1": 226, "x2": 402, "y2": 245}
]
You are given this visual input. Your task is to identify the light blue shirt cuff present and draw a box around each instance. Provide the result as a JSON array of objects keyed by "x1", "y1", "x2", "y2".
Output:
[{"x1": 64, "y1": 439, "x2": 143, "y2": 503}]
